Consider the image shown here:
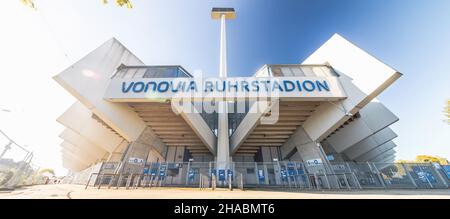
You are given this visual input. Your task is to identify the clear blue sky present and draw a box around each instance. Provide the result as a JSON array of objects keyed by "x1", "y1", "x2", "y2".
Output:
[{"x1": 0, "y1": 0, "x2": 449, "y2": 174}]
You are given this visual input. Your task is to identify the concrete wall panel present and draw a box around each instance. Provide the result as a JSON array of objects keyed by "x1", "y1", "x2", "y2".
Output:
[
  {"x1": 301, "y1": 34, "x2": 401, "y2": 142},
  {"x1": 372, "y1": 149, "x2": 396, "y2": 162},
  {"x1": 53, "y1": 38, "x2": 147, "y2": 142},
  {"x1": 343, "y1": 126, "x2": 397, "y2": 160},
  {"x1": 327, "y1": 101, "x2": 398, "y2": 153},
  {"x1": 59, "y1": 128, "x2": 108, "y2": 162},
  {"x1": 355, "y1": 141, "x2": 397, "y2": 162},
  {"x1": 61, "y1": 142, "x2": 98, "y2": 165},
  {"x1": 57, "y1": 101, "x2": 126, "y2": 153}
]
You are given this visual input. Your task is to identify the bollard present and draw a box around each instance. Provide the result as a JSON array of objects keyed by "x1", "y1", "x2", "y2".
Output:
[
  {"x1": 239, "y1": 173, "x2": 244, "y2": 190},
  {"x1": 212, "y1": 175, "x2": 216, "y2": 190}
]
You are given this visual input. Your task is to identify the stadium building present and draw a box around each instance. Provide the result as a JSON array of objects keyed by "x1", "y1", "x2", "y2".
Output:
[{"x1": 53, "y1": 8, "x2": 410, "y2": 188}]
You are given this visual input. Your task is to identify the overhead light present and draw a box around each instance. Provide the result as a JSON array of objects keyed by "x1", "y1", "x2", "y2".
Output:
[{"x1": 211, "y1": 8, "x2": 236, "y2": 20}]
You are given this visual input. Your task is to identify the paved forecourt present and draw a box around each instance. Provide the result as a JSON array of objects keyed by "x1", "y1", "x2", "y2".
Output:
[{"x1": 1, "y1": 184, "x2": 450, "y2": 199}]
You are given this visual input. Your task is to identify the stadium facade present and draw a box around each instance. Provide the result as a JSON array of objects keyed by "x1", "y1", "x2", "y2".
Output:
[{"x1": 53, "y1": 9, "x2": 409, "y2": 188}]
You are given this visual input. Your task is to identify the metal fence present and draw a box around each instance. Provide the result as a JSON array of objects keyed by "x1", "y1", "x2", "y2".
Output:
[
  {"x1": 0, "y1": 130, "x2": 46, "y2": 189},
  {"x1": 80, "y1": 160, "x2": 450, "y2": 190}
]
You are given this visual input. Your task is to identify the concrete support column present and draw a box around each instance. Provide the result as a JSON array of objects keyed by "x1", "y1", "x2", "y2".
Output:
[
  {"x1": 217, "y1": 101, "x2": 230, "y2": 168},
  {"x1": 296, "y1": 142, "x2": 330, "y2": 173},
  {"x1": 296, "y1": 142, "x2": 326, "y2": 162},
  {"x1": 119, "y1": 127, "x2": 165, "y2": 174},
  {"x1": 216, "y1": 13, "x2": 230, "y2": 169},
  {"x1": 282, "y1": 127, "x2": 331, "y2": 174}
]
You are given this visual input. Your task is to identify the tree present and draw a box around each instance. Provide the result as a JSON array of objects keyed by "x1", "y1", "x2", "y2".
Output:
[
  {"x1": 20, "y1": 0, "x2": 36, "y2": 10},
  {"x1": 445, "y1": 99, "x2": 450, "y2": 124},
  {"x1": 103, "y1": 0, "x2": 133, "y2": 9},
  {"x1": 20, "y1": 0, "x2": 133, "y2": 10},
  {"x1": 38, "y1": 168, "x2": 55, "y2": 176}
]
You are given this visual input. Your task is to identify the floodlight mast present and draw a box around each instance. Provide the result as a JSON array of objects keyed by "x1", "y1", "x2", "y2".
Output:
[{"x1": 211, "y1": 8, "x2": 236, "y2": 170}]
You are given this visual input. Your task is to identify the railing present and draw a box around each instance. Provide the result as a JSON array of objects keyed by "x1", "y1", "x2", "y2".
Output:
[{"x1": 78, "y1": 161, "x2": 450, "y2": 191}]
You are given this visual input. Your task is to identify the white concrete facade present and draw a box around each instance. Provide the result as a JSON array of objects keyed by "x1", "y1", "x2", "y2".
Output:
[
  {"x1": 57, "y1": 101, "x2": 128, "y2": 153},
  {"x1": 54, "y1": 34, "x2": 401, "y2": 173},
  {"x1": 343, "y1": 126, "x2": 398, "y2": 160},
  {"x1": 325, "y1": 101, "x2": 398, "y2": 154}
]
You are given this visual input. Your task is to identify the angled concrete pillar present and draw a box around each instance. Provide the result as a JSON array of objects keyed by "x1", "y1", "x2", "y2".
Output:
[
  {"x1": 172, "y1": 102, "x2": 217, "y2": 155},
  {"x1": 281, "y1": 127, "x2": 330, "y2": 173},
  {"x1": 295, "y1": 142, "x2": 327, "y2": 163},
  {"x1": 107, "y1": 140, "x2": 130, "y2": 162},
  {"x1": 118, "y1": 127, "x2": 166, "y2": 174},
  {"x1": 281, "y1": 126, "x2": 315, "y2": 159},
  {"x1": 230, "y1": 100, "x2": 274, "y2": 154}
]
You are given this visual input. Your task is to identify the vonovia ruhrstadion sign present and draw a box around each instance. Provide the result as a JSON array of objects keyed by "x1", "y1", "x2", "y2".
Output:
[{"x1": 104, "y1": 76, "x2": 346, "y2": 101}]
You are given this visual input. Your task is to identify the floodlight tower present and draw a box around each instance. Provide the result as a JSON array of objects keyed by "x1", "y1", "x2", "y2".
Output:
[{"x1": 211, "y1": 8, "x2": 236, "y2": 169}]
